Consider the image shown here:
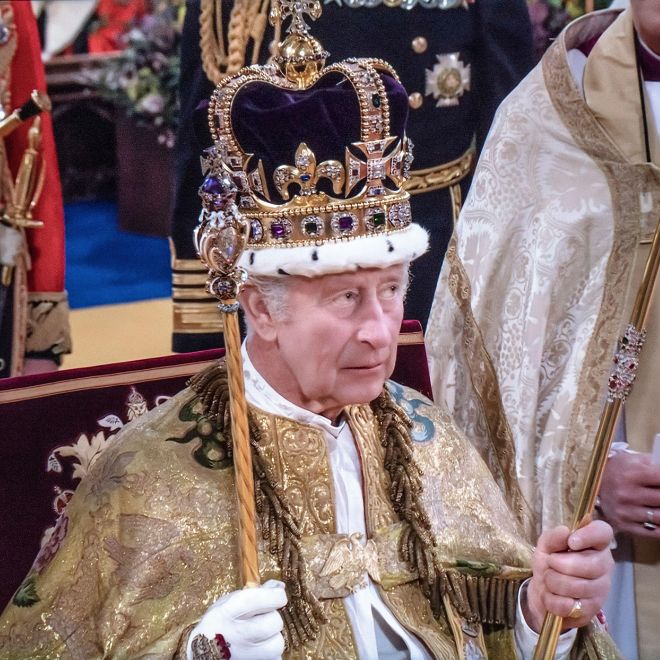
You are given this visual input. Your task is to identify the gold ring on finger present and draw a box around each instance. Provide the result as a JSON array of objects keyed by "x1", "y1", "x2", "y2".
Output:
[{"x1": 568, "y1": 598, "x2": 583, "y2": 619}]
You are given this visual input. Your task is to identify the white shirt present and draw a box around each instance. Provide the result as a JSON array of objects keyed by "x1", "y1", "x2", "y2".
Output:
[{"x1": 242, "y1": 344, "x2": 575, "y2": 658}]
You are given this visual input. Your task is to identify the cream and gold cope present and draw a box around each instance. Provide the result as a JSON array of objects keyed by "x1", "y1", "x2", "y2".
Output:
[{"x1": 427, "y1": 8, "x2": 660, "y2": 539}]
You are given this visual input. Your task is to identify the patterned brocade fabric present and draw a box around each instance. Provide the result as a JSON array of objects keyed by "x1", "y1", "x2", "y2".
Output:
[
  {"x1": 426, "y1": 9, "x2": 659, "y2": 540},
  {"x1": 0, "y1": 377, "x2": 615, "y2": 658}
]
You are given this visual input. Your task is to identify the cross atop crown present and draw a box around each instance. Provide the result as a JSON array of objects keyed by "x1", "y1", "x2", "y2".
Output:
[{"x1": 270, "y1": 0, "x2": 322, "y2": 36}]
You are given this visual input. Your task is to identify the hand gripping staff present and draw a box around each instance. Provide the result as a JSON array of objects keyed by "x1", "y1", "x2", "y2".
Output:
[{"x1": 533, "y1": 209, "x2": 660, "y2": 657}]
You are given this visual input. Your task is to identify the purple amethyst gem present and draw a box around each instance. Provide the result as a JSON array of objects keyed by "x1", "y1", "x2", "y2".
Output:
[
  {"x1": 200, "y1": 172, "x2": 237, "y2": 203},
  {"x1": 201, "y1": 175, "x2": 223, "y2": 195},
  {"x1": 270, "y1": 221, "x2": 287, "y2": 239},
  {"x1": 338, "y1": 215, "x2": 355, "y2": 232}
]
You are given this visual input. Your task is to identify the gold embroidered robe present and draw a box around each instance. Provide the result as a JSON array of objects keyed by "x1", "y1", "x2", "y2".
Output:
[{"x1": 0, "y1": 381, "x2": 616, "y2": 658}]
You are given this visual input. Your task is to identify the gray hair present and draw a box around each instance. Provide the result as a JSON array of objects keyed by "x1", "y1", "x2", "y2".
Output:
[{"x1": 242, "y1": 276, "x2": 292, "y2": 335}]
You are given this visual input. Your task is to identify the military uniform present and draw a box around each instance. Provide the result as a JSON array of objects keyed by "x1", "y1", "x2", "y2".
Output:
[
  {"x1": 0, "y1": 1, "x2": 70, "y2": 377},
  {"x1": 170, "y1": 0, "x2": 535, "y2": 351}
]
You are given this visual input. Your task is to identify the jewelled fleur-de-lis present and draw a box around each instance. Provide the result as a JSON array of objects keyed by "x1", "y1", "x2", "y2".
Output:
[
  {"x1": 273, "y1": 143, "x2": 345, "y2": 200},
  {"x1": 270, "y1": 0, "x2": 322, "y2": 36}
]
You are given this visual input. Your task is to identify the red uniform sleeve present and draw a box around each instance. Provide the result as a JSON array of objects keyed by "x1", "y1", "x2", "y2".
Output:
[{"x1": 5, "y1": 0, "x2": 65, "y2": 294}]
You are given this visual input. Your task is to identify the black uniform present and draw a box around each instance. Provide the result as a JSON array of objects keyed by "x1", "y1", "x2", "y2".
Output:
[{"x1": 170, "y1": 0, "x2": 534, "y2": 352}]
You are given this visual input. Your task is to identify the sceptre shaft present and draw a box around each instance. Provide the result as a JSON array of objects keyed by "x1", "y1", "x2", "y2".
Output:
[
  {"x1": 192, "y1": 0, "x2": 323, "y2": 589},
  {"x1": 533, "y1": 212, "x2": 660, "y2": 658},
  {"x1": 195, "y1": 166, "x2": 259, "y2": 587}
]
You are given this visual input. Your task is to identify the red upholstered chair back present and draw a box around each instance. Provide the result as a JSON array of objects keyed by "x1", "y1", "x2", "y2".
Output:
[{"x1": 0, "y1": 320, "x2": 431, "y2": 609}]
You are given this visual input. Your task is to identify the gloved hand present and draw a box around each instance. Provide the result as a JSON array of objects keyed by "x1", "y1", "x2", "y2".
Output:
[{"x1": 186, "y1": 579, "x2": 287, "y2": 660}]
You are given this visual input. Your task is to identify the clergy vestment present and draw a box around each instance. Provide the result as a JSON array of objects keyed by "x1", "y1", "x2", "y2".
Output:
[{"x1": 426, "y1": 8, "x2": 659, "y2": 657}]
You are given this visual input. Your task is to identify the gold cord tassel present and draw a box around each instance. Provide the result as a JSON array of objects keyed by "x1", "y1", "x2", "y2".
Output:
[
  {"x1": 200, "y1": 0, "x2": 273, "y2": 84},
  {"x1": 190, "y1": 361, "x2": 327, "y2": 649}
]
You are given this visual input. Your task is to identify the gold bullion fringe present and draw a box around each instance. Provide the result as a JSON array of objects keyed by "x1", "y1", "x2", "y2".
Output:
[
  {"x1": 190, "y1": 363, "x2": 523, "y2": 644},
  {"x1": 189, "y1": 361, "x2": 327, "y2": 650},
  {"x1": 371, "y1": 390, "x2": 443, "y2": 615},
  {"x1": 372, "y1": 390, "x2": 523, "y2": 627},
  {"x1": 439, "y1": 571, "x2": 521, "y2": 627}
]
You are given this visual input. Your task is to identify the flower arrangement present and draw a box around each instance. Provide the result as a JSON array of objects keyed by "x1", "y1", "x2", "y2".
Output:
[
  {"x1": 91, "y1": 1, "x2": 184, "y2": 148},
  {"x1": 528, "y1": 0, "x2": 612, "y2": 57}
]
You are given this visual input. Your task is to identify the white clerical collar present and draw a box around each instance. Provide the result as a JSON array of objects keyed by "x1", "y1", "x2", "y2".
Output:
[{"x1": 241, "y1": 342, "x2": 345, "y2": 438}]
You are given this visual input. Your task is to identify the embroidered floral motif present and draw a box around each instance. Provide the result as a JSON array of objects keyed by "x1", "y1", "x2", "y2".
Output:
[
  {"x1": 12, "y1": 514, "x2": 70, "y2": 607},
  {"x1": 15, "y1": 387, "x2": 171, "y2": 608},
  {"x1": 166, "y1": 398, "x2": 232, "y2": 470},
  {"x1": 33, "y1": 514, "x2": 69, "y2": 575},
  {"x1": 48, "y1": 432, "x2": 112, "y2": 482},
  {"x1": 46, "y1": 387, "x2": 157, "y2": 484},
  {"x1": 90, "y1": 451, "x2": 138, "y2": 499},
  {"x1": 386, "y1": 381, "x2": 435, "y2": 442},
  {"x1": 12, "y1": 575, "x2": 39, "y2": 608}
]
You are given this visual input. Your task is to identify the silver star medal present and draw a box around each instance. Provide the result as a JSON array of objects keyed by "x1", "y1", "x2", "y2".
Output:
[{"x1": 425, "y1": 53, "x2": 471, "y2": 107}]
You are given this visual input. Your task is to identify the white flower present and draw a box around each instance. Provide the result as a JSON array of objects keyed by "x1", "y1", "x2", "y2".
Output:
[{"x1": 137, "y1": 92, "x2": 165, "y2": 116}]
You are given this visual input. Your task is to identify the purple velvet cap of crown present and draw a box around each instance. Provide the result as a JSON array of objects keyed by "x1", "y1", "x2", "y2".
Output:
[{"x1": 230, "y1": 71, "x2": 409, "y2": 203}]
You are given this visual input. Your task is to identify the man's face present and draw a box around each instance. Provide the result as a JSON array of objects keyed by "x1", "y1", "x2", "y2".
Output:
[
  {"x1": 248, "y1": 265, "x2": 407, "y2": 421},
  {"x1": 632, "y1": 0, "x2": 660, "y2": 54}
]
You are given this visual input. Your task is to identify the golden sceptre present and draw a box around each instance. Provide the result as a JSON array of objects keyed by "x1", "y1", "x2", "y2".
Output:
[
  {"x1": 533, "y1": 214, "x2": 660, "y2": 657},
  {"x1": 192, "y1": 0, "x2": 321, "y2": 589},
  {"x1": 194, "y1": 163, "x2": 259, "y2": 587}
]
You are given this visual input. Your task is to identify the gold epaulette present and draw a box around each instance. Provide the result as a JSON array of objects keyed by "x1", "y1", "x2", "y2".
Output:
[{"x1": 199, "y1": 0, "x2": 275, "y2": 85}]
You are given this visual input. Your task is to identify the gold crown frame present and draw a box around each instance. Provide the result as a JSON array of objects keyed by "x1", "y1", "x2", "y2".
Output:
[{"x1": 200, "y1": 2, "x2": 415, "y2": 250}]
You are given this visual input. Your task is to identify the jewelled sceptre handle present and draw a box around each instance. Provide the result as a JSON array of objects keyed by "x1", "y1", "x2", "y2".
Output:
[
  {"x1": 194, "y1": 165, "x2": 259, "y2": 588},
  {"x1": 533, "y1": 213, "x2": 660, "y2": 658}
]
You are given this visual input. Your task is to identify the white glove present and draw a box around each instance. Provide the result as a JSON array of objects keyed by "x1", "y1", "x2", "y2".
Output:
[{"x1": 186, "y1": 579, "x2": 287, "y2": 660}]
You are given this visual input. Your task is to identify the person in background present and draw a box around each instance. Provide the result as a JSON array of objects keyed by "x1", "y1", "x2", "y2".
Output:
[
  {"x1": 426, "y1": 1, "x2": 658, "y2": 657},
  {"x1": 31, "y1": 0, "x2": 147, "y2": 59},
  {"x1": 0, "y1": 0, "x2": 70, "y2": 377}
]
